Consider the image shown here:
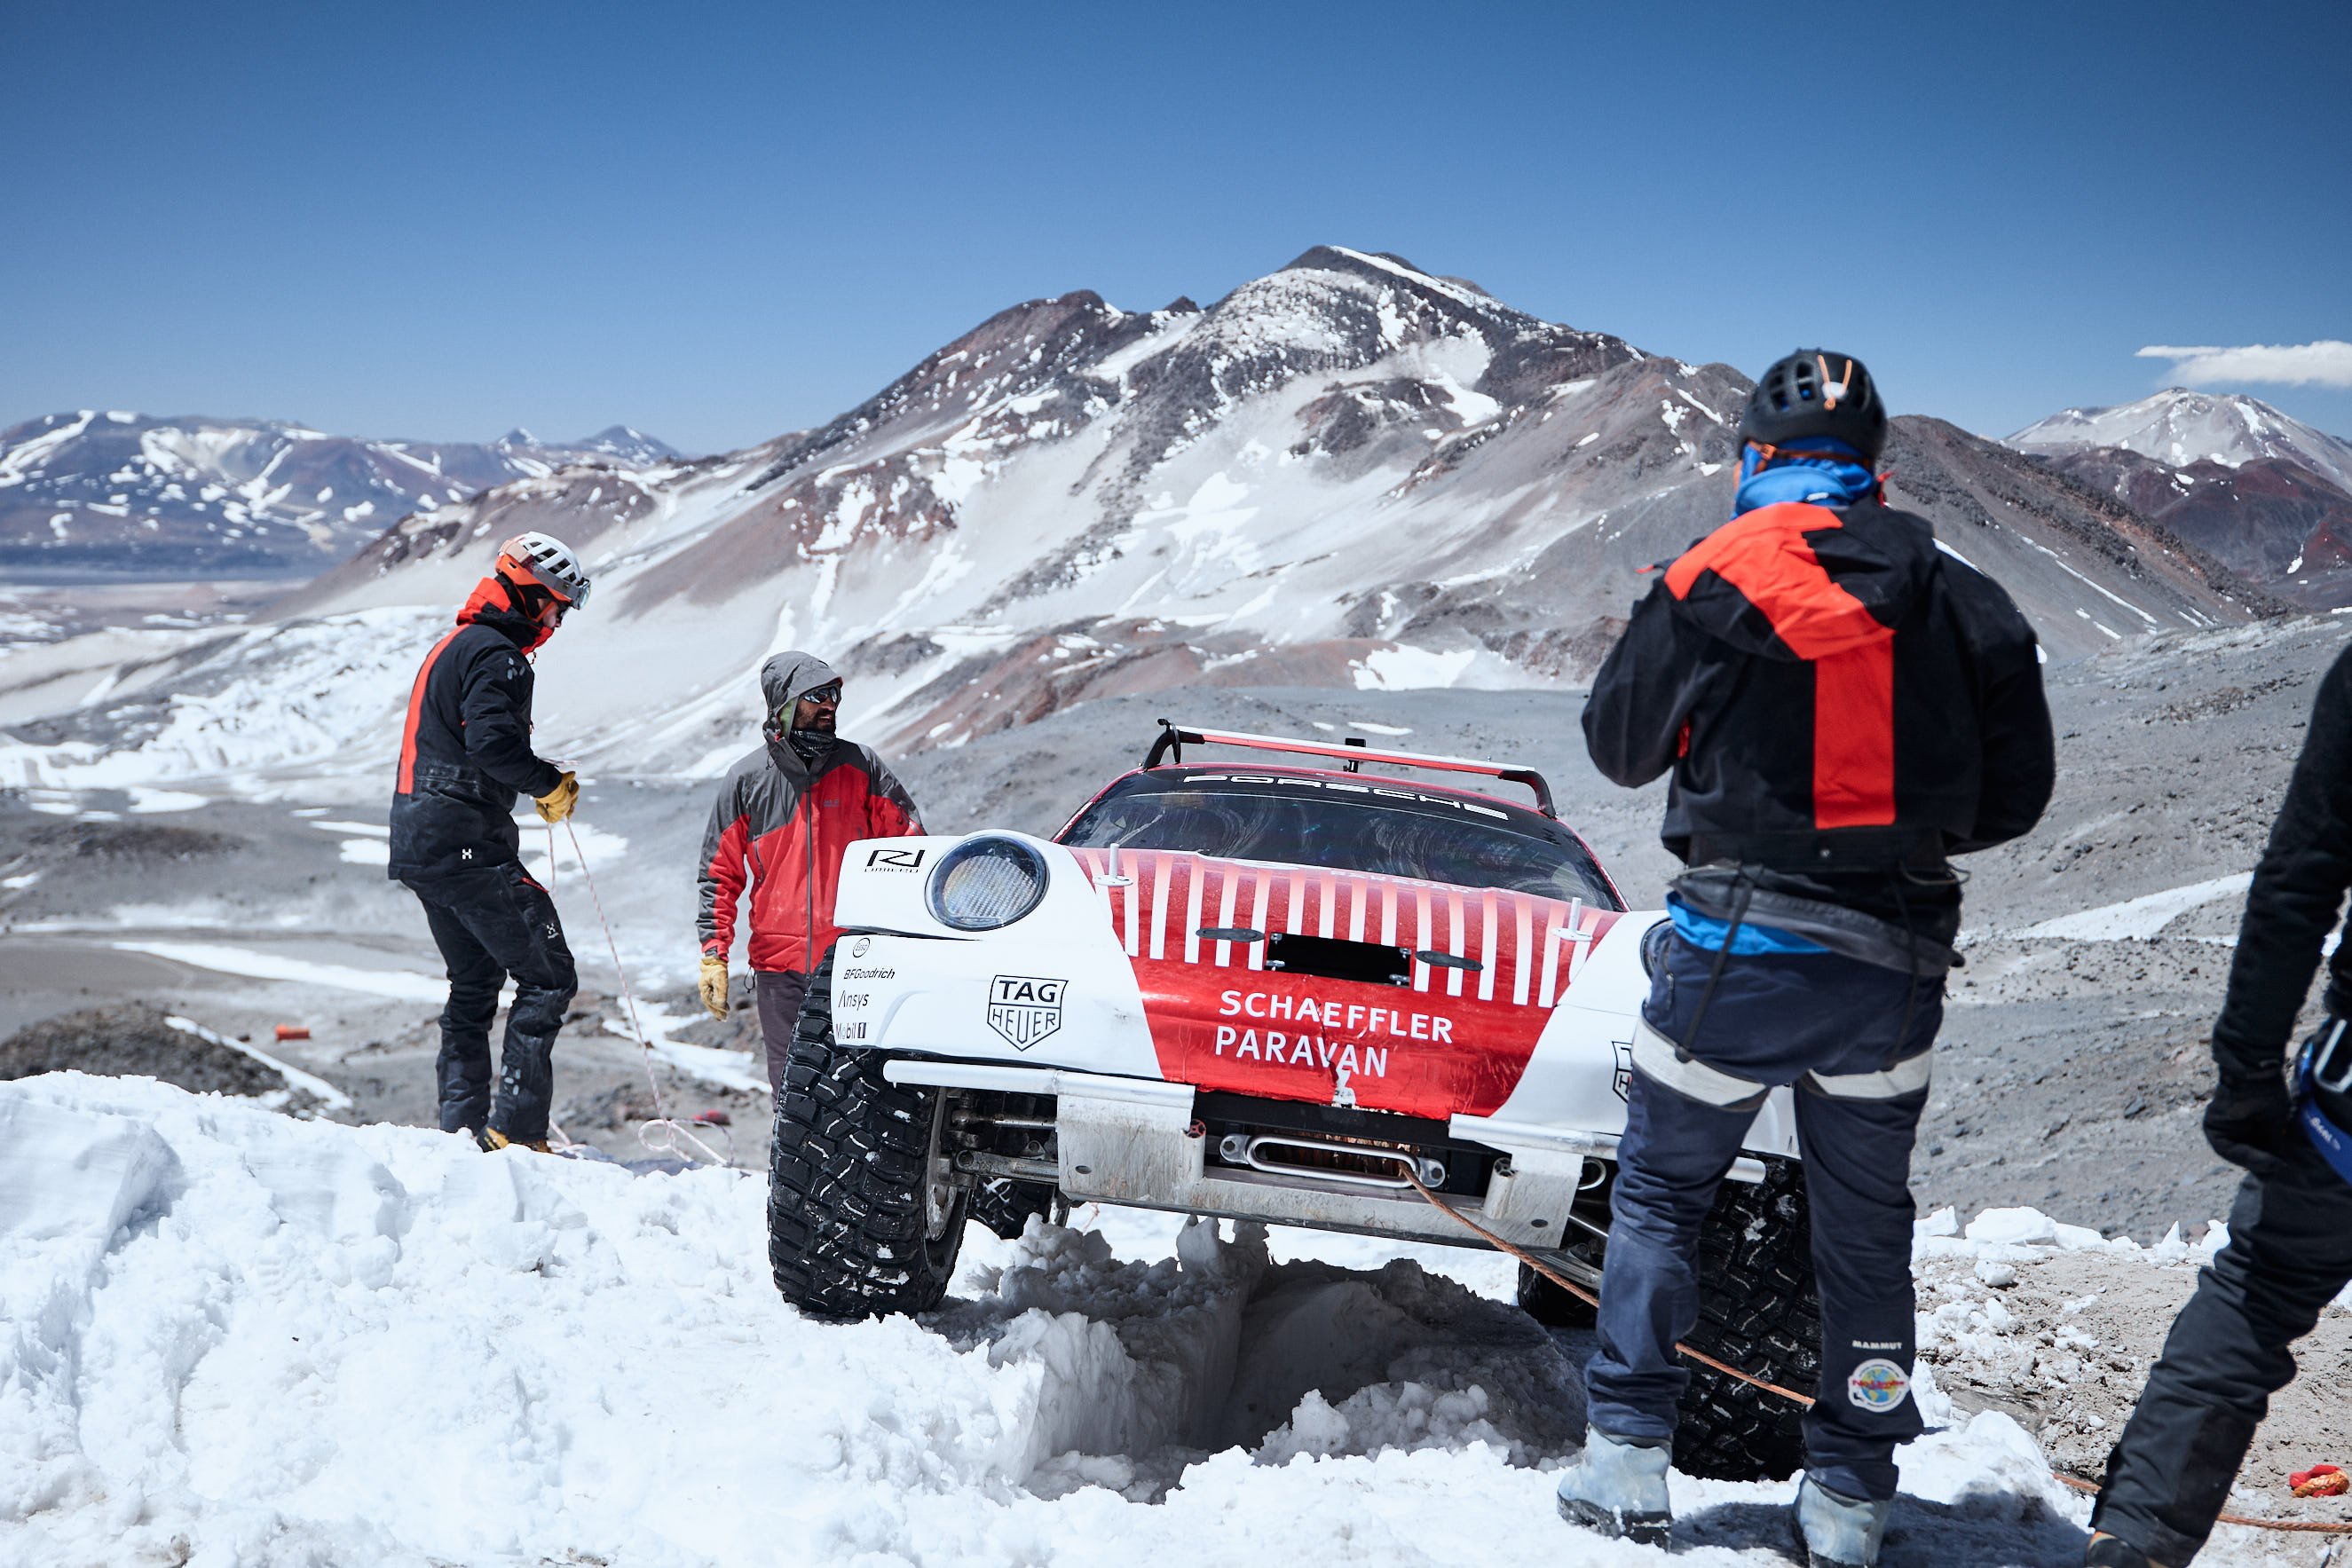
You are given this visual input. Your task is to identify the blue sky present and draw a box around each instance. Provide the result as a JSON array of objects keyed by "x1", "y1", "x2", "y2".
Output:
[{"x1": 4, "y1": 1, "x2": 2346, "y2": 453}]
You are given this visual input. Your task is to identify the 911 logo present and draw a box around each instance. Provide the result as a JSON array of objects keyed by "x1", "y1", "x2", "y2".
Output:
[{"x1": 988, "y1": 975, "x2": 1066, "y2": 1051}]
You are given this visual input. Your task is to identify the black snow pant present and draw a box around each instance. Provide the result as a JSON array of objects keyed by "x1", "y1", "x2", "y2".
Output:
[
  {"x1": 1585, "y1": 933, "x2": 1940, "y2": 1502},
  {"x1": 404, "y1": 863, "x2": 578, "y2": 1143},
  {"x1": 755, "y1": 968, "x2": 811, "y2": 1095},
  {"x1": 2090, "y1": 1138, "x2": 2352, "y2": 1564}
]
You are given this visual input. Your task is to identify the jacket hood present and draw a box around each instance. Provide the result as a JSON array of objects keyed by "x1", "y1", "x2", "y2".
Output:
[
  {"x1": 457, "y1": 575, "x2": 550, "y2": 652},
  {"x1": 1661, "y1": 500, "x2": 1938, "y2": 661},
  {"x1": 759, "y1": 651, "x2": 842, "y2": 728}
]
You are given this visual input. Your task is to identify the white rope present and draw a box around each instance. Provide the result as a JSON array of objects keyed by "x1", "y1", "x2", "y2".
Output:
[{"x1": 549, "y1": 816, "x2": 730, "y2": 1168}]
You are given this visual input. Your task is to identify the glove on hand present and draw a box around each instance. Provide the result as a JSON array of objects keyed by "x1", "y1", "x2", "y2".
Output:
[
  {"x1": 533, "y1": 771, "x2": 579, "y2": 824},
  {"x1": 698, "y1": 955, "x2": 730, "y2": 1020},
  {"x1": 2204, "y1": 1068, "x2": 2293, "y2": 1179}
]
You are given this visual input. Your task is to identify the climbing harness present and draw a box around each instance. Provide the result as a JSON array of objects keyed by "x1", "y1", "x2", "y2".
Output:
[
  {"x1": 1399, "y1": 1166, "x2": 2350, "y2": 1535},
  {"x1": 2296, "y1": 1019, "x2": 2352, "y2": 1187},
  {"x1": 546, "y1": 821, "x2": 732, "y2": 1168}
]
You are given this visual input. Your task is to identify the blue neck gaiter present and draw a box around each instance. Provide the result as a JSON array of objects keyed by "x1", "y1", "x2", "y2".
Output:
[{"x1": 1732, "y1": 441, "x2": 1880, "y2": 518}]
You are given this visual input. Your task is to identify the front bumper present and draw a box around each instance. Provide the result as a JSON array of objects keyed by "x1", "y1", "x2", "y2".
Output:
[{"x1": 884, "y1": 1058, "x2": 1765, "y2": 1251}]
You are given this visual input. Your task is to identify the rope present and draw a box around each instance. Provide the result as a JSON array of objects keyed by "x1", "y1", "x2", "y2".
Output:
[
  {"x1": 550, "y1": 817, "x2": 730, "y2": 1168},
  {"x1": 1401, "y1": 1164, "x2": 1814, "y2": 1406},
  {"x1": 1399, "y1": 1166, "x2": 2351, "y2": 1535}
]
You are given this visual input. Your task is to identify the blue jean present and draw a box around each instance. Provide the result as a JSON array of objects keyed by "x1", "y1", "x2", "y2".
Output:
[{"x1": 1585, "y1": 933, "x2": 1940, "y2": 1501}]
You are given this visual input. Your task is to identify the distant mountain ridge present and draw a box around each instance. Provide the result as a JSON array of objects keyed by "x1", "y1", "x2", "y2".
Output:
[
  {"x1": 2006, "y1": 390, "x2": 2352, "y2": 609},
  {"x1": 1, "y1": 245, "x2": 2280, "y2": 792},
  {"x1": 2009, "y1": 390, "x2": 2352, "y2": 493},
  {"x1": 0, "y1": 412, "x2": 681, "y2": 579}
]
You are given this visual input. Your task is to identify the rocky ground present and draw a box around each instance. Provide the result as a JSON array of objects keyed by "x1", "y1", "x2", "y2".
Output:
[{"x1": 1911, "y1": 1212, "x2": 2352, "y2": 1533}]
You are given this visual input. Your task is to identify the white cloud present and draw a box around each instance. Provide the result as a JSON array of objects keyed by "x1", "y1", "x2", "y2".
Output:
[{"x1": 2136, "y1": 341, "x2": 2352, "y2": 389}]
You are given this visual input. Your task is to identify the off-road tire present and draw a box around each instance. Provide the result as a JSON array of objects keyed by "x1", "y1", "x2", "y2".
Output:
[
  {"x1": 969, "y1": 1178, "x2": 1062, "y2": 1241},
  {"x1": 767, "y1": 947, "x2": 967, "y2": 1318},
  {"x1": 1515, "y1": 1249, "x2": 1601, "y2": 1330},
  {"x1": 1671, "y1": 1155, "x2": 1819, "y2": 1481}
]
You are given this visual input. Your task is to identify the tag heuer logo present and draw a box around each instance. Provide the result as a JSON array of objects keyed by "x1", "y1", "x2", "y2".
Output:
[{"x1": 988, "y1": 974, "x2": 1066, "y2": 1051}]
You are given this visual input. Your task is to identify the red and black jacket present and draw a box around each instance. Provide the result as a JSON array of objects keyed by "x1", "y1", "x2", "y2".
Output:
[
  {"x1": 1582, "y1": 498, "x2": 2054, "y2": 879},
  {"x1": 697, "y1": 652, "x2": 923, "y2": 973},
  {"x1": 388, "y1": 581, "x2": 564, "y2": 886}
]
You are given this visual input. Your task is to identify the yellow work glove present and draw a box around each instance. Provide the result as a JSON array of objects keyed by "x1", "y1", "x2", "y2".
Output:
[
  {"x1": 533, "y1": 770, "x2": 578, "y2": 823},
  {"x1": 698, "y1": 955, "x2": 730, "y2": 1020}
]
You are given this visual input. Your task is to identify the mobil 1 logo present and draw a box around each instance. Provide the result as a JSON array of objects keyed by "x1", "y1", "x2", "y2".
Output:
[{"x1": 988, "y1": 975, "x2": 1066, "y2": 1051}]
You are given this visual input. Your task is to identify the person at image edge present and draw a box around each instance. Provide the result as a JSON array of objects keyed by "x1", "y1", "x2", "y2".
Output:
[{"x1": 2082, "y1": 641, "x2": 2352, "y2": 1568}]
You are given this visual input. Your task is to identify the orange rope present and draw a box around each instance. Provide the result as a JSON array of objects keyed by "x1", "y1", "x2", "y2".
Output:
[
  {"x1": 1400, "y1": 1168, "x2": 2351, "y2": 1535},
  {"x1": 1401, "y1": 1164, "x2": 1815, "y2": 1406}
]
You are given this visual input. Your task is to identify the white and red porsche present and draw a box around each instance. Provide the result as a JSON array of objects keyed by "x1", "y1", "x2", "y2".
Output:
[{"x1": 768, "y1": 723, "x2": 1819, "y2": 1477}]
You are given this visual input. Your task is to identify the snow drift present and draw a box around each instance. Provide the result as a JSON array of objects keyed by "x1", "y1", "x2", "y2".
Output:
[{"x1": 4, "y1": 1070, "x2": 2272, "y2": 1568}]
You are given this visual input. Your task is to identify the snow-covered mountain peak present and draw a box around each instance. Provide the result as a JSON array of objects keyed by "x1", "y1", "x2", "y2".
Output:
[
  {"x1": 572, "y1": 425, "x2": 683, "y2": 465},
  {"x1": 0, "y1": 412, "x2": 679, "y2": 579},
  {"x1": 2009, "y1": 389, "x2": 2352, "y2": 492}
]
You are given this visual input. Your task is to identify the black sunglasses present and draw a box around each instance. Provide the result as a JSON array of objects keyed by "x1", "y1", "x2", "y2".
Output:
[{"x1": 801, "y1": 684, "x2": 843, "y2": 705}]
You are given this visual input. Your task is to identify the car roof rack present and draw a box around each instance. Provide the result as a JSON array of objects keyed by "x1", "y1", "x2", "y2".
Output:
[{"x1": 1142, "y1": 720, "x2": 1557, "y2": 819}]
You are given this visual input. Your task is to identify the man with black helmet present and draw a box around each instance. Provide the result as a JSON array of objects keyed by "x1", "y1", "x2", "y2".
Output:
[
  {"x1": 2083, "y1": 648, "x2": 2352, "y2": 1568},
  {"x1": 1557, "y1": 351, "x2": 2055, "y2": 1565},
  {"x1": 389, "y1": 532, "x2": 592, "y2": 1154},
  {"x1": 694, "y1": 652, "x2": 924, "y2": 1091}
]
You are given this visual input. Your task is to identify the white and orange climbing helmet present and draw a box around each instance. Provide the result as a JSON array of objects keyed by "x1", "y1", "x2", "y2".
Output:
[{"x1": 494, "y1": 532, "x2": 593, "y2": 612}]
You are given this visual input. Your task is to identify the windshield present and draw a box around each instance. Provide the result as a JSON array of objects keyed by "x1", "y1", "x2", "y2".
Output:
[{"x1": 1059, "y1": 769, "x2": 1621, "y2": 907}]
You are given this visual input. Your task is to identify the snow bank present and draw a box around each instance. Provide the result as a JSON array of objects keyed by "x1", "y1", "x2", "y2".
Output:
[{"x1": 2, "y1": 1076, "x2": 2141, "y2": 1566}]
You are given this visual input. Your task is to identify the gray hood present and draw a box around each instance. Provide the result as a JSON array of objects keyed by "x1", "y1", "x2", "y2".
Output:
[{"x1": 759, "y1": 651, "x2": 842, "y2": 729}]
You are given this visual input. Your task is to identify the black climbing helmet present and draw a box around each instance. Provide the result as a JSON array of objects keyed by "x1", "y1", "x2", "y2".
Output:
[{"x1": 1739, "y1": 349, "x2": 1888, "y2": 466}]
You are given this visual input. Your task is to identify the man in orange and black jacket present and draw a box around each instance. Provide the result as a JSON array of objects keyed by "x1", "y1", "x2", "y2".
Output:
[
  {"x1": 389, "y1": 532, "x2": 591, "y2": 1154},
  {"x1": 694, "y1": 652, "x2": 924, "y2": 1091},
  {"x1": 1555, "y1": 351, "x2": 2055, "y2": 1567}
]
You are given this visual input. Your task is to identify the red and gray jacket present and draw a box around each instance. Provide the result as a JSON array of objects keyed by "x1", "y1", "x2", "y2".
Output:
[
  {"x1": 388, "y1": 579, "x2": 564, "y2": 886},
  {"x1": 1582, "y1": 497, "x2": 2054, "y2": 876},
  {"x1": 696, "y1": 653, "x2": 924, "y2": 974}
]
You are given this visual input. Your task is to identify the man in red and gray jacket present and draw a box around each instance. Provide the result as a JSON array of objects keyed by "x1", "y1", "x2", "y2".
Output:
[{"x1": 695, "y1": 652, "x2": 924, "y2": 1090}]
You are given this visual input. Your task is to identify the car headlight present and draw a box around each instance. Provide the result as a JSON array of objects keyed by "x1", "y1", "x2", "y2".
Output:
[{"x1": 926, "y1": 836, "x2": 1049, "y2": 931}]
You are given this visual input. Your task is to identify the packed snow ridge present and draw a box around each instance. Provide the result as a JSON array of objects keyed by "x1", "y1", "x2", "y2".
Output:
[{"x1": 3, "y1": 1072, "x2": 2258, "y2": 1567}]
